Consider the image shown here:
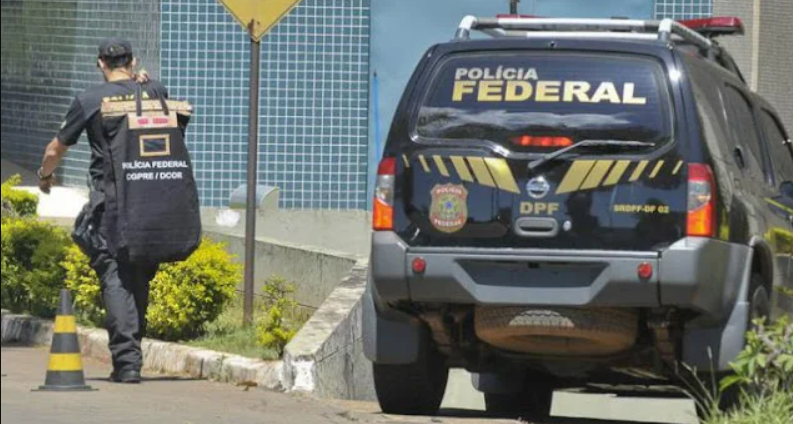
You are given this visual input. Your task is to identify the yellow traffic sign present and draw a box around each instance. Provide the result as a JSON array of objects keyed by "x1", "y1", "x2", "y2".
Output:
[{"x1": 218, "y1": 0, "x2": 304, "y2": 42}]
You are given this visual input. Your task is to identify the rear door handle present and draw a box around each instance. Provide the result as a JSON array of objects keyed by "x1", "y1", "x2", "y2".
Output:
[{"x1": 514, "y1": 218, "x2": 559, "y2": 238}]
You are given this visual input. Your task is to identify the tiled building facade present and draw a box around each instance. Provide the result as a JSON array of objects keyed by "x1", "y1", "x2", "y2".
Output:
[
  {"x1": 1, "y1": 0, "x2": 370, "y2": 209},
  {"x1": 1, "y1": 0, "x2": 161, "y2": 188},
  {"x1": 161, "y1": 0, "x2": 371, "y2": 209},
  {"x1": 1, "y1": 0, "x2": 789, "y2": 210}
]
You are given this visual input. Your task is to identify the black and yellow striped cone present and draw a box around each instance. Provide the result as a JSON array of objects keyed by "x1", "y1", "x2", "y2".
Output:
[{"x1": 36, "y1": 290, "x2": 94, "y2": 392}]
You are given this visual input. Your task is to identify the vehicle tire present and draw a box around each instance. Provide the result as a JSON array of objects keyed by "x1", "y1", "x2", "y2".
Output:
[
  {"x1": 747, "y1": 275, "x2": 771, "y2": 327},
  {"x1": 700, "y1": 274, "x2": 770, "y2": 414},
  {"x1": 373, "y1": 345, "x2": 449, "y2": 416},
  {"x1": 485, "y1": 393, "x2": 525, "y2": 416},
  {"x1": 475, "y1": 307, "x2": 639, "y2": 356},
  {"x1": 484, "y1": 372, "x2": 556, "y2": 419},
  {"x1": 724, "y1": 275, "x2": 770, "y2": 409}
]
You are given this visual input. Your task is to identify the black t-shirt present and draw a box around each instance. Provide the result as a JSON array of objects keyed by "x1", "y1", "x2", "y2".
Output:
[{"x1": 58, "y1": 79, "x2": 169, "y2": 185}]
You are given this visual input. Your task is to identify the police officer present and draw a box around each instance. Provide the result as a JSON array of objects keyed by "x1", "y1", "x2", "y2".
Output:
[{"x1": 38, "y1": 39, "x2": 168, "y2": 384}]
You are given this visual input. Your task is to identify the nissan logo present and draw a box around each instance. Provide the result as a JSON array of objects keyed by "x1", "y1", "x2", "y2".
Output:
[{"x1": 527, "y1": 176, "x2": 551, "y2": 199}]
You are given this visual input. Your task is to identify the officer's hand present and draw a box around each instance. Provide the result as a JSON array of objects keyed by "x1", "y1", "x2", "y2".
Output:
[
  {"x1": 39, "y1": 176, "x2": 54, "y2": 195},
  {"x1": 135, "y1": 69, "x2": 150, "y2": 84}
]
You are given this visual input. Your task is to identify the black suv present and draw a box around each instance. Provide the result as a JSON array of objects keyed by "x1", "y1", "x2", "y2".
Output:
[{"x1": 363, "y1": 16, "x2": 793, "y2": 417}]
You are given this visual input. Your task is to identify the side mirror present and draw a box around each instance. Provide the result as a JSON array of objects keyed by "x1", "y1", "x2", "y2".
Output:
[{"x1": 781, "y1": 181, "x2": 793, "y2": 199}]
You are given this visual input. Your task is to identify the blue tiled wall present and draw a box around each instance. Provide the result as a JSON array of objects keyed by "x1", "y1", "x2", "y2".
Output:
[
  {"x1": 161, "y1": 0, "x2": 371, "y2": 209},
  {"x1": 655, "y1": 0, "x2": 713, "y2": 18},
  {"x1": 1, "y1": 0, "x2": 161, "y2": 187}
]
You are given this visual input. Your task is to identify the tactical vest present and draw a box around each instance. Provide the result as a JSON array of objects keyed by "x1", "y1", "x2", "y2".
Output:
[{"x1": 99, "y1": 85, "x2": 201, "y2": 263}]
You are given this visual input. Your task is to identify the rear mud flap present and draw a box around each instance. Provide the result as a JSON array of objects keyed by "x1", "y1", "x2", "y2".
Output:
[{"x1": 363, "y1": 285, "x2": 424, "y2": 365}]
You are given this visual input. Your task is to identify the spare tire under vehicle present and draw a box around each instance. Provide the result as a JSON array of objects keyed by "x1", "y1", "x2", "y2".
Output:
[{"x1": 475, "y1": 307, "x2": 639, "y2": 356}]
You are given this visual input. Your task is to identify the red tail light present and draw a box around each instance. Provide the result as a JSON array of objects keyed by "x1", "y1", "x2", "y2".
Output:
[
  {"x1": 638, "y1": 263, "x2": 654, "y2": 280},
  {"x1": 412, "y1": 257, "x2": 427, "y2": 274},
  {"x1": 687, "y1": 164, "x2": 717, "y2": 238},
  {"x1": 373, "y1": 158, "x2": 396, "y2": 231},
  {"x1": 511, "y1": 136, "x2": 574, "y2": 148}
]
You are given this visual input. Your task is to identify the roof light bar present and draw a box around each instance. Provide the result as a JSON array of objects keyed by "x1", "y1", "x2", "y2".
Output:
[{"x1": 678, "y1": 17, "x2": 745, "y2": 38}]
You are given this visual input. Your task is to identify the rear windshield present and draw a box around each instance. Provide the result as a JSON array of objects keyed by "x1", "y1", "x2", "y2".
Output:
[{"x1": 415, "y1": 53, "x2": 673, "y2": 150}]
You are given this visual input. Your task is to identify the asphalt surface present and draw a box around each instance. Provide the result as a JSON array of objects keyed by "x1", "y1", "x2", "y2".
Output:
[{"x1": 1, "y1": 345, "x2": 698, "y2": 424}]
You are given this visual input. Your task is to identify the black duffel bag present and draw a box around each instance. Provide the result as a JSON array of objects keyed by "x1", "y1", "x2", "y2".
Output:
[
  {"x1": 72, "y1": 190, "x2": 107, "y2": 258},
  {"x1": 100, "y1": 85, "x2": 201, "y2": 264}
]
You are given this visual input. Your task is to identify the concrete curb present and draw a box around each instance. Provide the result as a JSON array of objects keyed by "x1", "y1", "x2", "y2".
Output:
[
  {"x1": 283, "y1": 260, "x2": 375, "y2": 401},
  {"x1": 1, "y1": 313, "x2": 284, "y2": 391},
  {"x1": 2, "y1": 313, "x2": 55, "y2": 347}
]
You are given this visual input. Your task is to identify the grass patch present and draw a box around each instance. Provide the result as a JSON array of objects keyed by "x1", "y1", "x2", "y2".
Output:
[
  {"x1": 186, "y1": 290, "x2": 311, "y2": 361},
  {"x1": 703, "y1": 390, "x2": 793, "y2": 424},
  {"x1": 186, "y1": 295, "x2": 280, "y2": 360}
]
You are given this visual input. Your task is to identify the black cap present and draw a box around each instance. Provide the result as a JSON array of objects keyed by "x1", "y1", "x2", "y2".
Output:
[{"x1": 98, "y1": 38, "x2": 133, "y2": 59}]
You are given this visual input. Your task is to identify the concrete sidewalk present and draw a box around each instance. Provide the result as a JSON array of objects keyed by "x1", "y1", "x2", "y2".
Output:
[{"x1": 1, "y1": 345, "x2": 524, "y2": 424}]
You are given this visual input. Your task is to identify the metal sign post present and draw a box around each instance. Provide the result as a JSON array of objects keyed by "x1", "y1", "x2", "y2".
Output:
[
  {"x1": 217, "y1": 0, "x2": 305, "y2": 327},
  {"x1": 243, "y1": 23, "x2": 261, "y2": 327}
]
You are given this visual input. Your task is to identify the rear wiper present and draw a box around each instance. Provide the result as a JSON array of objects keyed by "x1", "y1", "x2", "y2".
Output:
[{"x1": 528, "y1": 139, "x2": 656, "y2": 171}]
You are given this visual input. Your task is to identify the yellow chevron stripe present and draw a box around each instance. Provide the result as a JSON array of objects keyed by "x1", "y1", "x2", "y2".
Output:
[
  {"x1": 766, "y1": 198, "x2": 793, "y2": 215},
  {"x1": 433, "y1": 156, "x2": 450, "y2": 177},
  {"x1": 418, "y1": 155, "x2": 430, "y2": 173},
  {"x1": 47, "y1": 354, "x2": 84, "y2": 372},
  {"x1": 450, "y1": 156, "x2": 474, "y2": 182},
  {"x1": 54, "y1": 316, "x2": 77, "y2": 334},
  {"x1": 603, "y1": 160, "x2": 631, "y2": 186},
  {"x1": 580, "y1": 160, "x2": 614, "y2": 190},
  {"x1": 557, "y1": 161, "x2": 596, "y2": 194},
  {"x1": 650, "y1": 161, "x2": 665, "y2": 179},
  {"x1": 672, "y1": 160, "x2": 684, "y2": 176},
  {"x1": 467, "y1": 157, "x2": 496, "y2": 188},
  {"x1": 402, "y1": 155, "x2": 410, "y2": 169},
  {"x1": 630, "y1": 161, "x2": 650, "y2": 182},
  {"x1": 485, "y1": 158, "x2": 521, "y2": 194}
]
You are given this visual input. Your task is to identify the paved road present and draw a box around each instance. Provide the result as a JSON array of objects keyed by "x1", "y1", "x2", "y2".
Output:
[{"x1": 1, "y1": 345, "x2": 698, "y2": 424}]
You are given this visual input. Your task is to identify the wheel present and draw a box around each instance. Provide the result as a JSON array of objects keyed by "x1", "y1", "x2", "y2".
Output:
[
  {"x1": 748, "y1": 275, "x2": 771, "y2": 326},
  {"x1": 485, "y1": 393, "x2": 525, "y2": 416},
  {"x1": 484, "y1": 371, "x2": 556, "y2": 419},
  {"x1": 701, "y1": 274, "x2": 770, "y2": 413},
  {"x1": 722, "y1": 275, "x2": 770, "y2": 408},
  {"x1": 475, "y1": 307, "x2": 639, "y2": 356},
  {"x1": 373, "y1": 345, "x2": 449, "y2": 416}
]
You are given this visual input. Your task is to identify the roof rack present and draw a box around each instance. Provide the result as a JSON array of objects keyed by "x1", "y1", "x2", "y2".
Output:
[{"x1": 454, "y1": 16, "x2": 720, "y2": 58}]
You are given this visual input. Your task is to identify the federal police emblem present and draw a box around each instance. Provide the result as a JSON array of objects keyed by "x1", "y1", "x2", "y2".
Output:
[{"x1": 430, "y1": 184, "x2": 468, "y2": 234}]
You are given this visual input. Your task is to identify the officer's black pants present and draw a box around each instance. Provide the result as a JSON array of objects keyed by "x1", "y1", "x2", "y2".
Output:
[{"x1": 90, "y1": 252, "x2": 158, "y2": 373}]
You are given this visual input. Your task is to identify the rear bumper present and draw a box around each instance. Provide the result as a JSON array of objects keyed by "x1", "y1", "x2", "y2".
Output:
[{"x1": 371, "y1": 232, "x2": 751, "y2": 318}]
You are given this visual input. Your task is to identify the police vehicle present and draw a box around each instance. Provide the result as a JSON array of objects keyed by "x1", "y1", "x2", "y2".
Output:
[{"x1": 363, "y1": 15, "x2": 793, "y2": 417}]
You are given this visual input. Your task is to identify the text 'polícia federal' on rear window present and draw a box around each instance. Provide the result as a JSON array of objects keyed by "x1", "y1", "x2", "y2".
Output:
[
  {"x1": 415, "y1": 53, "x2": 673, "y2": 148},
  {"x1": 452, "y1": 67, "x2": 648, "y2": 105}
]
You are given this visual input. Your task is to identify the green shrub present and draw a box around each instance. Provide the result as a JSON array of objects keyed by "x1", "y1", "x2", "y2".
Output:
[
  {"x1": 63, "y1": 238, "x2": 241, "y2": 342},
  {"x1": 704, "y1": 390, "x2": 793, "y2": 424},
  {"x1": 722, "y1": 316, "x2": 793, "y2": 393},
  {"x1": 1, "y1": 199, "x2": 16, "y2": 221},
  {"x1": 1, "y1": 217, "x2": 70, "y2": 317},
  {"x1": 147, "y1": 240, "x2": 240, "y2": 341},
  {"x1": 1, "y1": 175, "x2": 38, "y2": 217},
  {"x1": 257, "y1": 276, "x2": 299, "y2": 357},
  {"x1": 62, "y1": 244, "x2": 105, "y2": 326}
]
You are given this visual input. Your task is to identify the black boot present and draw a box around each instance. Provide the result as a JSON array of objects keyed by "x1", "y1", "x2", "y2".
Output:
[{"x1": 110, "y1": 370, "x2": 141, "y2": 384}]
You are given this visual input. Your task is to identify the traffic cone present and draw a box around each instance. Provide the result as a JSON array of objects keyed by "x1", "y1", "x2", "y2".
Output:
[{"x1": 35, "y1": 290, "x2": 94, "y2": 392}]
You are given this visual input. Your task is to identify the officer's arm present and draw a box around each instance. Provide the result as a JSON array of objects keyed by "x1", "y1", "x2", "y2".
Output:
[
  {"x1": 40, "y1": 138, "x2": 69, "y2": 178},
  {"x1": 39, "y1": 96, "x2": 85, "y2": 194},
  {"x1": 38, "y1": 138, "x2": 69, "y2": 194}
]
